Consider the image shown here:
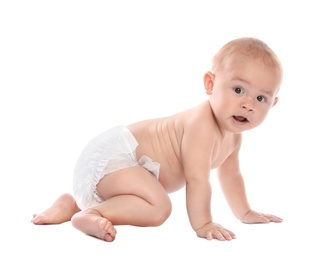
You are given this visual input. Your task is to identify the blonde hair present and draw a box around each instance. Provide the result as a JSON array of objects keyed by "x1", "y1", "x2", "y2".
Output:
[{"x1": 212, "y1": 37, "x2": 283, "y2": 78}]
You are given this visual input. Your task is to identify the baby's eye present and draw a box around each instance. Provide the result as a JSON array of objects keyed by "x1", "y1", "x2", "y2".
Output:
[
  {"x1": 234, "y1": 87, "x2": 244, "y2": 94},
  {"x1": 257, "y1": 95, "x2": 265, "y2": 102}
]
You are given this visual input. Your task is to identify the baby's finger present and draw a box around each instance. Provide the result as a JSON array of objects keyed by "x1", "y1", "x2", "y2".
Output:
[
  {"x1": 211, "y1": 230, "x2": 226, "y2": 241},
  {"x1": 205, "y1": 231, "x2": 213, "y2": 240},
  {"x1": 257, "y1": 215, "x2": 270, "y2": 223},
  {"x1": 219, "y1": 229, "x2": 236, "y2": 240},
  {"x1": 264, "y1": 214, "x2": 283, "y2": 223},
  {"x1": 210, "y1": 229, "x2": 234, "y2": 241},
  {"x1": 225, "y1": 229, "x2": 236, "y2": 239}
]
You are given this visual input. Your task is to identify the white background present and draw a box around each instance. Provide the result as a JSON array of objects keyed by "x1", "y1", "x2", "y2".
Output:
[{"x1": 1, "y1": 1, "x2": 317, "y2": 259}]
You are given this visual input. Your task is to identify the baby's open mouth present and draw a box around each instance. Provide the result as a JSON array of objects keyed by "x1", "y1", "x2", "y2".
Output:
[{"x1": 233, "y1": 116, "x2": 248, "y2": 122}]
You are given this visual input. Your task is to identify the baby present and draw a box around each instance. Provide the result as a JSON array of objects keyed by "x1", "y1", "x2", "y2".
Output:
[{"x1": 32, "y1": 37, "x2": 283, "y2": 242}]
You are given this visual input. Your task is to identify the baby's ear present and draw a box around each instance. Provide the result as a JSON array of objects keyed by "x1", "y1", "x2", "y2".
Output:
[
  {"x1": 272, "y1": 97, "x2": 279, "y2": 107},
  {"x1": 204, "y1": 71, "x2": 215, "y2": 94}
]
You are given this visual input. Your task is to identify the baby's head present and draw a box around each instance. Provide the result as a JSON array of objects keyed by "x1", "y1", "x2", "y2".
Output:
[
  {"x1": 205, "y1": 37, "x2": 283, "y2": 133},
  {"x1": 212, "y1": 37, "x2": 283, "y2": 86}
]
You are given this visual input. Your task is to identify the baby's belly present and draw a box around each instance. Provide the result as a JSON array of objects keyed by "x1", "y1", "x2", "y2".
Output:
[{"x1": 158, "y1": 164, "x2": 186, "y2": 193}]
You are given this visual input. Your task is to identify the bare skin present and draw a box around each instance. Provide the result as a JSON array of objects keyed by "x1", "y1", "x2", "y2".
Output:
[
  {"x1": 32, "y1": 38, "x2": 284, "y2": 242},
  {"x1": 31, "y1": 194, "x2": 117, "y2": 242},
  {"x1": 32, "y1": 193, "x2": 80, "y2": 224}
]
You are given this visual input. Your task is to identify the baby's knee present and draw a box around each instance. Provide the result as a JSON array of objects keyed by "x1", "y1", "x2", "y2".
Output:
[{"x1": 152, "y1": 198, "x2": 172, "y2": 226}]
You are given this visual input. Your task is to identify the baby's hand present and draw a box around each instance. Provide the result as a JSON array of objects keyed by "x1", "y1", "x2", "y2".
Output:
[
  {"x1": 241, "y1": 210, "x2": 283, "y2": 224},
  {"x1": 195, "y1": 222, "x2": 236, "y2": 241}
]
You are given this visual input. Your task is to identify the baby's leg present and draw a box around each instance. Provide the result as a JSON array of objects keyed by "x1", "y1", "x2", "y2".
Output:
[
  {"x1": 32, "y1": 193, "x2": 81, "y2": 224},
  {"x1": 71, "y1": 166, "x2": 172, "y2": 242}
]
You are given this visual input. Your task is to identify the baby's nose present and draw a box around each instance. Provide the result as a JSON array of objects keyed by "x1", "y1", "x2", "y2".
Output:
[{"x1": 241, "y1": 98, "x2": 254, "y2": 111}]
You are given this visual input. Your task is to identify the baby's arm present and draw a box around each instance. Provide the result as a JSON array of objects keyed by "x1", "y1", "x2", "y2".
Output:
[
  {"x1": 186, "y1": 171, "x2": 235, "y2": 240},
  {"x1": 217, "y1": 135, "x2": 283, "y2": 224},
  {"x1": 185, "y1": 171, "x2": 236, "y2": 241},
  {"x1": 181, "y1": 126, "x2": 236, "y2": 241}
]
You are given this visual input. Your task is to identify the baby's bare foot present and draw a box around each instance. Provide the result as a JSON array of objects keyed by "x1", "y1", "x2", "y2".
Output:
[
  {"x1": 31, "y1": 193, "x2": 81, "y2": 224},
  {"x1": 71, "y1": 211, "x2": 117, "y2": 242}
]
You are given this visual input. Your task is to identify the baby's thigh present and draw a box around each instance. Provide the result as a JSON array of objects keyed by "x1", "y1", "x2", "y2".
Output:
[{"x1": 96, "y1": 166, "x2": 170, "y2": 206}]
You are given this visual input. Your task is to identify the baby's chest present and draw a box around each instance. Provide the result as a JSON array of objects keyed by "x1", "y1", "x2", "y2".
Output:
[{"x1": 209, "y1": 140, "x2": 236, "y2": 169}]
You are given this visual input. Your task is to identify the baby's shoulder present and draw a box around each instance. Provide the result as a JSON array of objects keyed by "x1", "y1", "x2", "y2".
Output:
[{"x1": 174, "y1": 101, "x2": 213, "y2": 123}]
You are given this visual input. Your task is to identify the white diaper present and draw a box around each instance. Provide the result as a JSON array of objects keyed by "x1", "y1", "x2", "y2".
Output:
[{"x1": 73, "y1": 126, "x2": 160, "y2": 210}]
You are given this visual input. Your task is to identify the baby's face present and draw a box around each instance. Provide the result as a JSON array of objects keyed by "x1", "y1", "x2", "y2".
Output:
[{"x1": 209, "y1": 58, "x2": 281, "y2": 133}]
